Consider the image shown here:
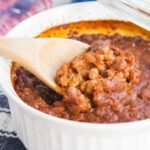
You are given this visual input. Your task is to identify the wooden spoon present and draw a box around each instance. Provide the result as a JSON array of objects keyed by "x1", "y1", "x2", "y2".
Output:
[{"x1": 0, "y1": 37, "x2": 89, "y2": 94}]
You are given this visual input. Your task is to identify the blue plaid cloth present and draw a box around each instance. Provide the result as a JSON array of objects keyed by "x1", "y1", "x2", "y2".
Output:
[
  {"x1": 0, "y1": 0, "x2": 95, "y2": 150},
  {"x1": 0, "y1": 92, "x2": 26, "y2": 149}
]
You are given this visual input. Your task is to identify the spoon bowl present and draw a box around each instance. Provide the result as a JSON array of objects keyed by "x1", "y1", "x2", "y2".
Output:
[{"x1": 0, "y1": 37, "x2": 89, "y2": 94}]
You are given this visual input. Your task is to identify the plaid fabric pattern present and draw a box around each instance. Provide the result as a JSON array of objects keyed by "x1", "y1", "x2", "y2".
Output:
[{"x1": 0, "y1": 0, "x2": 52, "y2": 35}]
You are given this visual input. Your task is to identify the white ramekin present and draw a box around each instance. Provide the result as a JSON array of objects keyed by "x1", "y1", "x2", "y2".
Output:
[{"x1": 0, "y1": 2, "x2": 150, "y2": 150}]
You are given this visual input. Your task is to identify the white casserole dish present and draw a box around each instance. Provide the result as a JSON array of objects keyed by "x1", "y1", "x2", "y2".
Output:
[{"x1": 0, "y1": 2, "x2": 150, "y2": 150}]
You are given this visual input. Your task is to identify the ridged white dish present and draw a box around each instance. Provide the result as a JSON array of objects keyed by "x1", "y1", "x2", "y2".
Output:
[{"x1": 0, "y1": 2, "x2": 150, "y2": 150}]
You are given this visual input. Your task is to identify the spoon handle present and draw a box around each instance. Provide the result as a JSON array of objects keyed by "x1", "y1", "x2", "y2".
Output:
[{"x1": 0, "y1": 37, "x2": 48, "y2": 70}]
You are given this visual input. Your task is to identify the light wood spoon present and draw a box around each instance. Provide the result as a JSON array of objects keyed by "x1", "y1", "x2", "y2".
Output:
[{"x1": 0, "y1": 37, "x2": 89, "y2": 94}]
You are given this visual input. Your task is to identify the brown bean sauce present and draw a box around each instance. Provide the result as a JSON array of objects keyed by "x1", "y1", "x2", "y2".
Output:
[{"x1": 12, "y1": 21, "x2": 150, "y2": 123}]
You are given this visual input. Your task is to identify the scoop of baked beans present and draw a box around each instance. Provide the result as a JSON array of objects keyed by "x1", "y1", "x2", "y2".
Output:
[{"x1": 56, "y1": 46, "x2": 141, "y2": 115}]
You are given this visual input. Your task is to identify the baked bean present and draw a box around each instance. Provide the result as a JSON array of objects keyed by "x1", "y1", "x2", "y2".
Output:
[
  {"x1": 63, "y1": 87, "x2": 91, "y2": 115},
  {"x1": 89, "y1": 68, "x2": 99, "y2": 79}
]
